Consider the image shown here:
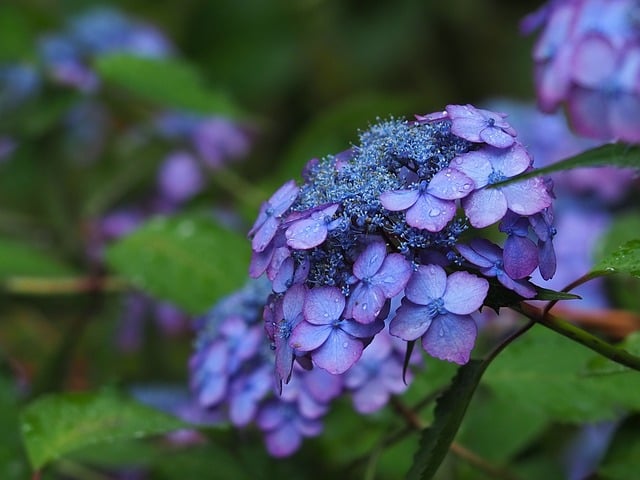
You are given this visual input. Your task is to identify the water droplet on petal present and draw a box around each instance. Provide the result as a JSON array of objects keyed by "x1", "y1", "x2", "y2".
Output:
[
  {"x1": 462, "y1": 183, "x2": 472, "y2": 190},
  {"x1": 439, "y1": 328, "x2": 445, "y2": 337},
  {"x1": 429, "y1": 209, "x2": 440, "y2": 217},
  {"x1": 342, "y1": 342, "x2": 349, "y2": 348}
]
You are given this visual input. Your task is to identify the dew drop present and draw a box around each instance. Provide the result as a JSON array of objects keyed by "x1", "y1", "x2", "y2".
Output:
[
  {"x1": 342, "y1": 342, "x2": 349, "y2": 348},
  {"x1": 429, "y1": 209, "x2": 441, "y2": 217},
  {"x1": 439, "y1": 328, "x2": 445, "y2": 337},
  {"x1": 462, "y1": 183, "x2": 472, "y2": 190}
]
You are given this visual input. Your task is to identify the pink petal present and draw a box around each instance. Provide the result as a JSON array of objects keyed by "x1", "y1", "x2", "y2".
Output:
[
  {"x1": 442, "y1": 272, "x2": 489, "y2": 315},
  {"x1": 422, "y1": 313, "x2": 477, "y2": 364}
]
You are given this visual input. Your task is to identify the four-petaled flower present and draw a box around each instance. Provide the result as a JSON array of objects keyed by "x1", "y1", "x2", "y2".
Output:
[
  {"x1": 446, "y1": 104, "x2": 517, "y2": 148},
  {"x1": 290, "y1": 287, "x2": 384, "y2": 374},
  {"x1": 345, "y1": 240, "x2": 412, "y2": 323},
  {"x1": 389, "y1": 264, "x2": 489, "y2": 364},
  {"x1": 451, "y1": 143, "x2": 552, "y2": 228},
  {"x1": 380, "y1": 165, "x2": 474, "y2": 232}
]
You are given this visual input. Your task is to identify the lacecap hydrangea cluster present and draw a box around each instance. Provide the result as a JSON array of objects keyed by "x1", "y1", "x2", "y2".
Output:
[
  {"x1": 190, "y1": 278, "x2": 418, "y2": 457},
  {"x1": 248, "y1": 105, "x2": 557, "y2": 385},
  {"x1": 522, "y1": 0, "x2": 640, "y2": 142}
]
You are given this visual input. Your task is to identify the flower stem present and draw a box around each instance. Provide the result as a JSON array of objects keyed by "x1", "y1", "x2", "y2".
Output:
[
  {"x1": 516, "y1": 302, "x2": 640, "y2": 372},
  {"x1": 3, "y1": 276, "x2": 128, "y2": 295}
]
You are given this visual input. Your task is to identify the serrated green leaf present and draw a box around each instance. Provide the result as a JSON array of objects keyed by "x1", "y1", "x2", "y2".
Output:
[
  {"x1": 105, "y1": 215, "x2": 250, "y2": 314},
  {"x1": 0, "y1": 237, "x2": 74, "y2": 279},
  {"x1": 95, "y1": 54, "x2": 244, "y2": 118},
  {"x1": 493, "y1": 143, "x2": 640, "y2": 187},
  {"x1": 407, "y1": 360, "x2": 487, "y2": 480},
  {"x1": 484, "y1": 326, "x2": 640, "y2": 423},
  {"x1": 20, "y1": 389, "x2": 187, "y2": 470},
  {"x1": 593, "y1": 239, "x2": 640, "y2": 278}
]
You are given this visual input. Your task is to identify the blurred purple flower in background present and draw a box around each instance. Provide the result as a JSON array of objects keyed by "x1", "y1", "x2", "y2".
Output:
[{"x1": 523, "y1": 0, "x2": 640, "y2": 142}]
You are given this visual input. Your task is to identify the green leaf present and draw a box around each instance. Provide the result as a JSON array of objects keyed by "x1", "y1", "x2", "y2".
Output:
[
  {"x1": 20, "y1": 389, "x2": 187, "y2": 470},
  {"x1": 598, "y1": 416, "x2": 640, "y2": 480},
  {"x1": 593, "y1": 239, "x2": 640, "y2": 278},
  {"x1": 0, "y1": 237, "x2": 74, "y2": 279},
  {"x1": 493, "y1": 143, "x2": 640, "y2": 187},
  {"x1": 483, "y1": 326, "x2": 640, "y2": 423},
  {"x1": 105, "y1": 215, "x2": 250, "y2": 314},
  {"x1": 95, "y1": 54, "x2": 244, "y2": 118},
  {"x1": 534, "y1": 286, "x2": 582, "y2": 302},
  {"x1": 407, "y1": 360, "x2": 487, "y2": 480}
]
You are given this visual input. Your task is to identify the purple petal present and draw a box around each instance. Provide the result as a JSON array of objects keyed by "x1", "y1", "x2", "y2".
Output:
[
  {"x1": 353, "y1": 240, "x2": 387, "y2": 279},
  {"x1": 427, "y1": 167, "x2": 475, "y2": 200},
  {"x1": 272, "y1": 256, "x2": 294, "y2": 293},
  {"x1": 379, "y1": 189, "x2": 420, "y2": 211},
  {"x1": 422, "y1": 313, "x2": 477, "y2": 364},
  {"x1": 450, "y1": 151, "x2": 492, "y2": 187},
  {"x1": 346, "y1": 283, "x2": 386, "y2": 324},
  {"x1": 289, "y1": 322, "x2": 331, "y2": 351},
  {"x1": 285, "y1": 218, "x2": 328, "y2": 250},
  {"x1": 340, "y1": 317, "x2": 385, "y2": 339},
  {"x1": 405, "y1": 194, "x2": 456, "y2": 232},
  {"x1": 312, "y1": 329, "x2": 364, "y2": 374},
  {"x1": 269, "y1": 180, "x2": 299, "y2": 215},
  {"x1": 503, "y1": 235, "x2": 538, "y2": 279},
  {"x1": 538, "y1": 239, "x2": 557, "y2": 281},
  {"x1": 405, "y1": 264, "x2": 447, "y2": 305},
  {"x1": 283, "y1": 284, "x2": 305, "y2": 320},
  {"x1": 487, "y1": 143, "x2": 531, "y2": 178},
  {"x1": 479, "y1": 126, "x2": 515, "y2": 149},
  {"x1": 251, "y1": 217, "x2": 279, "y2": 252},
  {"x1": 442, "y1": 272, "x2": 489, "y2": 315},
  {"x1": 609, "y1": 91, "x2": 640, "y2": 143},
  {"x1": 389, "y1": 301, "x2": 433, "y2": 341},
  {"x1": 304, "y1": 287, "x2": 345, "y2": 325},
  {"x1": 264, "y1": 422, "x2": 302, "y2": 457},
  {"x1": 351, "y1": 380, "x2": 392, "y2": 414},
  {"x1": 256, "y1": 402, "x2": 285, "y2": 430},
  {"x1": 372, "y1": 253, "x2": 412, "y2": 297},
  {"x1": 462, "y1": 188, "x2": 508, "y2": 228},
  {"x1": 572, "y1": 33, "x2": 616, "y2": 89},
  {"x1": 502, "y1": 177, "x2": 552, "y2": 216}
]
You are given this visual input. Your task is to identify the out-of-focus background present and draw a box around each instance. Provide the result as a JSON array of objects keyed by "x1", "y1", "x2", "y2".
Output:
[{"x1": 2, "y1": 1, "x2": 640, "y2": 479}]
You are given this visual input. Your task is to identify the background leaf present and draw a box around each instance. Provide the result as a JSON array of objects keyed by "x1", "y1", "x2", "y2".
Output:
[
  {"x1": 593, "y1": 239, "x2": 640, "y2": 278},
  {"x1": 95, "y1": 54, "x2": 244, "y2": 118},
  {"x1": 483, "y1": 326, "x2": 640, "y2": 423},
  {"x1": 105, "y1": 214, "x2": 250, "y2": 314},
  {"x1": 0, "y1": 238, "x2": 74, "y2": 279},
  {"x1": 407, "y1": 360, "x2": 486, "y2": 480},
  {"x1": 20, "y1": 389, "x2": 187, "y2": 470}
]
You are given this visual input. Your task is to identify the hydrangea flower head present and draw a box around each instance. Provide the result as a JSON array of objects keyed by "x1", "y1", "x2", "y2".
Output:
[
  {"x1": 249, "y1": 105, "x2": 556, "y2": 379},
  {"x1": 523, "y1": 0, "x2": 640, "y2": 142}
]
